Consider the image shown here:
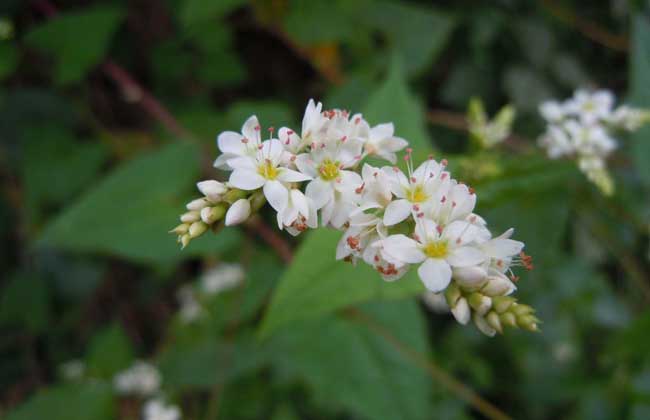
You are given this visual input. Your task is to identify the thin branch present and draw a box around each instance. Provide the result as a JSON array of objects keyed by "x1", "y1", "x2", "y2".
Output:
[
  {"x1": 246, "y1": 217, "x2": 294, "y2": 264},
  {"x1": 539, "y1": 0, "x2": 629, "y2": 52},
  {"x1": 345, "y1": 309, "x2": 513, "y2": 420}
]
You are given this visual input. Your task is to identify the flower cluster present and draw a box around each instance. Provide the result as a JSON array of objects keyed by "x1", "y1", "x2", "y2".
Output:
[
  {"x1": 173, "y1": 99, "x2": 537, "y2": 335},
  {"x1": 538, "y1": 89, "x2": 650, "y2": 195},
  {"x1": 114, "y1": 361, "x2": 182, "y2": 419}
]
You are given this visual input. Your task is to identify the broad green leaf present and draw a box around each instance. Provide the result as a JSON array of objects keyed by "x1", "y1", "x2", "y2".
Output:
[
  {"x1": 24, "y1": 5, "x2": 124, "y2": 84},
  {"x1": 85, "y1": 324, "x2": 134, "y2": 379},
  {"x1": 629, "y1": 16, "x2": 650, "y2": 186},
  {"x1": 0, "y1": 271, "x2": 50, "y2": 334},
  {"x1": 5, "y1": 383, "x2": 114, "y2": 420},
  {"x1": 259, "y1": 229, "x2": 424, "y2": 337},
  {"x1": 365, "y1": 1, "x2": 456, "y2": 76},
  {"x1": 284, "y1": 0, "x2": 367, "y2": 45},
  {"x1": 363, "y1": 56, "x2": 433, "y2": 162},
  {"x1": 38, "y1": 142, "x2": 242, "y2": 264},
  {"x1": 271, "y1": 300, "x2": 433, "y2": 420}
]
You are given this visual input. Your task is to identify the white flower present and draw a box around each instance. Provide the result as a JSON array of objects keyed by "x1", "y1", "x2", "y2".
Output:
[
  {"x1": 429, "y1": 182, "x2": 476, "y2": 225},
  {"x1": 564, "y1": 89, "x2": 614, "y2": 124},
  {"x1": 228, "y1": 139, "x2": 311, "y2": 213},
  {"x1": 382, "y1": 158, "x2": 449, "y2": 226},
  {"x1": 381, "y1": 219, "x2": 486, "y2": 292},
  {"x1": 176, "y1": 285, "x2": 201, "y2": 323},
  {"x1": 200, "y1": 263, "x2": 244, "y2": 295},
  {"x1": 564, "y1": 119, "x2": 617, "y2": 156},
  {"x1": 354, "y1": 163, "x2": 393, "y2": 212},
  {"x1": 421, "y1": 292, "x2": 450, "y2": 313},
  {"x1": 278, "y1": 99, "x2": 328, "y2": 154},
  {"x1": 214, "y1": 115, "x2": 263, "y2": 169},
  {"x1": 360, "y1": 122, "x2": 408, "y2": 163},
  {"x1": 143, "y1": 399, "x2": 181, "y2": 420},
  {"x1": 224, "y1": 198, "x2": 251, "y2": 226},
  {"x1": 277, "y1": 189, "x2": 317, "y2": 234},
  {"x1": 539, "y1": 100, "x2": 568, "y2": 123},
  {"x1": 607, "y1": 105, "x2": 650, "y2": 131},
  {"x1": 113, "y1": 361, "x2": 161, "y2": 397}
]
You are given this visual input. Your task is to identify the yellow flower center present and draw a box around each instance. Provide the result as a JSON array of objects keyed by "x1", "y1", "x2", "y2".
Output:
[
  {"x1": 319, "y1": 158, "x2": 340, "y2": 181},
  {"x1": 423, "y1": 240, "x2": 448, "y2": 259},
  {"x1": 258, "y1": 160, "x2": 279, "y2": 180},
  {"x1": 406, "y1": 185, "x2": 428, "y2": 203}
]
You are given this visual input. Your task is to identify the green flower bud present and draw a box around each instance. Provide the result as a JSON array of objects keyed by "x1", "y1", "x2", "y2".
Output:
[
  {"x1": 444, "y1": 283, "x2": 461, "y2": 307},
  {"x1": 500, "y1": 312, "x2": 517, "y2": 328},
  {"x1": 169, "y1": 223, "x2": 189, "y2": 235},
  {"x1": 181, "y1": 234, "x2": 191, "y2": 249},
  {"x1": 492, "y1": 296, "x2": 515, "y2": 314},
  {"x1": 189, "y1": 221, "x2": 208, "y2": 238},
  {"x1": 517, "y1": 314, "x2": 540, "y2": 332},
  {"x1": 250, "y1": 191, "x2": 267, "y2": 212},
  {"x1": 223, "y1": 188, "x2": 248, "y2": 204},
  {"x1": 467, "y1": 292, "x2": 492, "y2": 316},
  {"x1": 200, "y1": 204, "x2": 227, "y2": 224},
  {"x1": 511, "y1": 303, "x2": 534, "y2": 317},
  {"x1": 486, "y1": 311, "x2": 503, "y2": 334}
]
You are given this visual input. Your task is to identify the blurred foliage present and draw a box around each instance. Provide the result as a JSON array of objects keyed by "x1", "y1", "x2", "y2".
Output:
[{"x1": 1, "y1": 1, "x2": 649, "y2": 419}]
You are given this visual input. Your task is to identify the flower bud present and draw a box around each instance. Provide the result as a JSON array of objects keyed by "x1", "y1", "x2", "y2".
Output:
[
  {"x1": 499, "y1": 312, "x2": 517, "y2": 328},
  {"x1": 481, "y1": 274, "x2": 516, "y2": 296},
  {"x1": 224, "y1": 189, "x2": 248, "y2": 204},
  {"x1": 180, "y1": 234, "x2": 191, "y2": 249},
  {"x1": 467, "y1": 292, "x2": 492, "y2": 316},
  {"x1": 225, "y1": 199, "x2": 251, "y2": 226},
  {"x1": 517, "y1": 314, "x2": 540, "y2": 332},
  {"x1": 197, "y1": 180, "x2": 227, "y2": 202},
  {"x1": 511, "y1": 303, "x2": 534, "y2": 317},
  {"x1": 486, "y1": 311, "x2": 503, "y2": 334},
  {"x1": 451, "y1": 297, "x2": 470, "y2": 325},
  {"x1": 452, "y1": 266, "x2": 487, "y2": 290},
  {"x1": 189, "y1": 221, "x2": 208, "y2": 238},
  {"x1": 444, "y1": 282, "x2": 461, "y2": 307},
  {"x1": 249, "y1": 191, "x2": 267, "y2": 212},
  {"x1": 491, "y1": 296, "x2": 515, "y2": 313},
  {"x1": 200, "y1": 204, "x2": 227, "y2": 224},
  {"x1": 181, "y1": 211, "x2": 200, "y2": 223},
  {"x1": 473, "y1": 313, "x2": 496, "y2": 337},
  {"x1": 169, "y1": 223, "x2": 189, "y2": 235},
  {"x1": 186, "y1": 198, "x2": 209, "y2": 211}
]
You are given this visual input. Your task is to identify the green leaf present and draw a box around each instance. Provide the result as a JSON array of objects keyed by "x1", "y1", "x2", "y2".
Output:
[
  {"x1": 284, "y1": 0, "x2": 366, "y2": 45},
  {"x1": 38, "y1": 142, "x2": 242, "y2": 264},
  {"x1": 24, "y1": 5, "x2": 124, "y2": 84},
  {"x1": 259, "y1": 229, "x2": 424, "y2": 337},
  {"x1": 85, "y1": 324, "x2": 134, "y2": 379},
  {"x1": 363, "y1": 56, "x2": 433, "y2": 162},
  {"x1": 5, "y1": 383, "x2": 114, "y2": 420},
  {"x1": 629, "y1": 16, "x2": 650, "y2": 187},
  {"x1": 180, "y1": 0, "x2": 246, "y2": 28},
  {"x1": 225, "y1": 101, "x2": 296, "y2": 132},
  {"x1": 272, "y1": 300, "x2": 433, "y2": 420},
  {"x1": 365, "y1": 1, "x2": 456, "y2": 76},
  {"x1": 0, "y1": 271, "x2": 50, "y2": 334}
]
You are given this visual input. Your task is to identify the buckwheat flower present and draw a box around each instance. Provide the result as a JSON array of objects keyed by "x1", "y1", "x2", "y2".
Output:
[
  {"x1": 114, "y1": 361, "x2": 161, "y2": 397},
  {"x1": 214, "y1": 115, "x2": 263, "y2": 169},
  {"x1": 278, "y1": 99, "x2": 329, "y2": 154},
  {"x1": 143, "y1": 399, "x2": 181, "y2": 420},
  {"x1": 539, "y1": 100, "x2": 569, "y2": 123},
  {"x1": 176, "y1": 285, "x2": 201, "y2": 323},
  {"x1": 276, "y1": 189, "x2": 313, "y2": 232},
  {"x1": 565, "y1": 89, "x2": 614, "y2": 124},
  {"x1": 564, "y1": 119, "x2": 617, "y2": 156},
  {"x1": 421, "y1": 291, "x2": 450, "y2": 313},
  {"x1": 201, "y1": 263, "x2": 244, "y2": 295},
  {"x1": 356, "y1": 121, "x2": 408, "y2": 163},
  {"x1": 382, "y1": 155, "x2": 449, "y2": 226},
  {"x1": 354, "y1": 164, "x2": 393, "y2": 212},
  {"x1": 228, "y1": 139, "x2": 310, "y2": 213},
  {"x1": 364, "y1": 239, "x2": 410, "y2": 281},
  {"x1": 381, "y1": 219, "x2": 486, "y2": 292},
  {"x1": 539, "y1": 124, "x2": 573, "y2": 158},
  {"x1": 429, "y1": 182, "x2": 476, "y2": 225}
]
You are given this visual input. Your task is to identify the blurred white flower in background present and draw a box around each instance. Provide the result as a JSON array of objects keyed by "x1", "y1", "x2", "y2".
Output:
[
  {"x1": 60, "y1": 359, "x2": 85, "y2": 381},
  {"x1": 113, "y1": 360, "x2": 161, "y2": 397},
  {"x1": 176, "y1": 285, "x2": 202, "y2": 324},
  {"x1": 143, "y1": 399, "x2": 181, "y2": 420},
  {"x1": 200, "y1": 263, "x2": 244, "y2": 295}
]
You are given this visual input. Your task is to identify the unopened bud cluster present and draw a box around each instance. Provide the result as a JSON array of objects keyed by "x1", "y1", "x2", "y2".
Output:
[{"x1": 173, "y1": 99, "x2": 538, "y2": 337}]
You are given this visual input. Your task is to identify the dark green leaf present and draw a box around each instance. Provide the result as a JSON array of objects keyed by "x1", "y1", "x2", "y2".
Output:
[
  {"x1": 85, "y1": 324, "x2": 134, "y2": 379},
  {"x1": 0, "y1": 271, "x2": 50, "y2": 333},
  {"x1": 629, "y1": 16, "x2": 650, "y2": 186}
]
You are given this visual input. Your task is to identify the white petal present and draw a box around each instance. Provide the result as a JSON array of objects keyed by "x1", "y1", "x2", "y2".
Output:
[
  {"x1": 418, "y1": 258, "x2": 452, "y2": 293},
  {"x1": 217, "y1": 131, "x2": 245, "y2": 155},
  {"x1": 295, "y1": 154, "x2": 318, "y2": 178},
  {"x1": 278, "y1": 168, "x2": 312, "y2": 183},
  {"x1": 483, "y1": 238, "x2": 524, "y2": 259},
  {"x1": 370, "y1": 122, "x2": 394, "y2": 140},
  {"x1": 225, "y1": 199, "x2": 250, "y2": 226},
  {"x1": 197, "y1": 180, "x2": 227, "y2": 198},
  {"x1": 451, "y1": 297, "x2": 471, "y2": 325},
  {"x1": 447, "y1": 246, "x2": 486, "y2": 267},
  {"x1": 229, "y1": 169, "x2": 265, "y2": 190},
  {"x1": 415, "y1": 218, "x2": 438, "y2": 242},
  {"x1": 226, "y1": 156, "x2": 256, "y2": 171},
  {"x1": 291, "y1": 189, "x2": 309, "y2": 217},
  {"x1": 263, "y1": 180, "x2": 289, "y2": 212},
  {"x1": 241, "y1": 115, "x2": 261, "y2": 144},
  {"x1": 452, "y1": 266, "x2": 487, "y2": 289},
  {"x1": 382, "y1": 234, "x2": 426, "y2": 264},
  {"x1": 306, "y1": 178, "x2": 333, "y2": 209},
  {"x1": 261, "y1": 139, "x2": 285, "y2": 165},
  {"x1": 383, "y1": 199, "x2": 412, "y2": 226}
]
